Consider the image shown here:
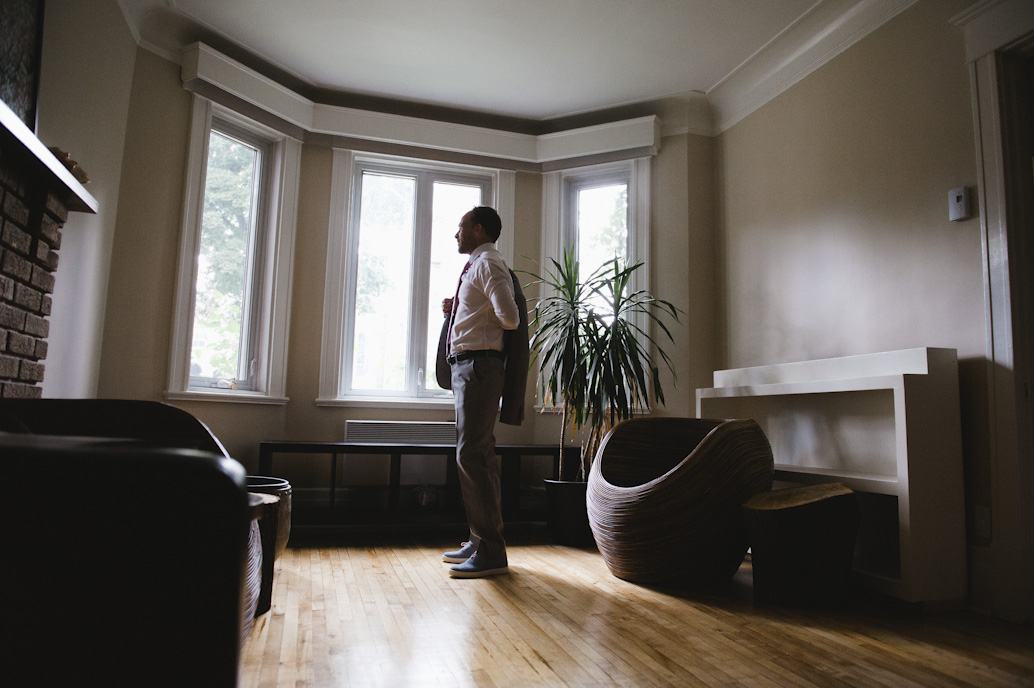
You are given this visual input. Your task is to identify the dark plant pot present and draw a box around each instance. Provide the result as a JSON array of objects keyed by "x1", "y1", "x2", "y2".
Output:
[
  {"x1": 246, "y1": 475, "x2": 292, "y2": 560},
  {"x1": 544, "y1": 479, "x2": 596, "y2": 547}
]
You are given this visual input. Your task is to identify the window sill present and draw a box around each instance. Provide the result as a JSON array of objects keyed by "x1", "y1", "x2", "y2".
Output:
[
  {"x1": 316, "y1": 395, "x2": 455, "y2": 410},
  {"x1": 531, "y1": 404, "x2": 650, "y2": 416},
  {"x1": 165, "y1": 389, "x2": 290, "y2": 405}
]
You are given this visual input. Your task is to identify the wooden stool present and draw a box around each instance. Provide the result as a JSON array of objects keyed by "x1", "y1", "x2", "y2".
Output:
[{"x1": 742, "y1": 482, "x2": 859, "y2": 605}]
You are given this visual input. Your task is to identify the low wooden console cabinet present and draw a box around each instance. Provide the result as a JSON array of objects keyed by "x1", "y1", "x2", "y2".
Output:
[{"x1": 697, "y1": 348, "x2": 966, "y2": 604}]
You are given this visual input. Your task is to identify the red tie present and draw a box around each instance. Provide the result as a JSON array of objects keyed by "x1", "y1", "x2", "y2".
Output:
[{"x1": 446, "y1": 261, "x2": 471, "y2": 354}]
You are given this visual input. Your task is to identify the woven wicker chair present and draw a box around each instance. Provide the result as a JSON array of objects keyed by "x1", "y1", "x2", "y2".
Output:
[{"x1": 587, "y1": 417, "x2": 774, "y2": 586}]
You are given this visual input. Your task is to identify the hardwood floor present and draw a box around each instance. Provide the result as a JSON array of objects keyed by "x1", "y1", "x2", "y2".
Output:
[{"x1": 241, "y1": 534, "x2": 1034, "y2": 687}]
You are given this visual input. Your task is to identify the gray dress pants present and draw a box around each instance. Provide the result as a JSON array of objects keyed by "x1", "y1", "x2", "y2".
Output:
[{"x1": 452, "y1": 356, "x2": 507, "y2": 562}]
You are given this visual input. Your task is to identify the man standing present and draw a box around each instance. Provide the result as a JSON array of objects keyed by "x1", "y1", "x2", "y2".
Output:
[{"x1": 439, "y1": 206, "x2": 524, "y2": 578}]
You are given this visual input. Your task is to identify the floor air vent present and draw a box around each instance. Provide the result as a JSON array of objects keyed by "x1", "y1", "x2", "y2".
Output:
[{"x1": 344, "y1": 420, "x2": 455, "y2": 444}]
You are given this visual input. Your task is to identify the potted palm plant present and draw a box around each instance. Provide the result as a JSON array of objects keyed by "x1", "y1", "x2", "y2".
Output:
[{"x1": 525, "y1": 248, "x2": 680, "y2": 544}]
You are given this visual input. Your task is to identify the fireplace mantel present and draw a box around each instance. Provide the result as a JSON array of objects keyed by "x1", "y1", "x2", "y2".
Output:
[{"x1": 0, "y1": 100, "x2": 97, "y2": 214}]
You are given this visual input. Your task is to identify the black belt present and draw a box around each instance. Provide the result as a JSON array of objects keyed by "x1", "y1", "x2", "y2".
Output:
[{"x1": 447, "y1": 349, "x2": 505, "y2": 364}]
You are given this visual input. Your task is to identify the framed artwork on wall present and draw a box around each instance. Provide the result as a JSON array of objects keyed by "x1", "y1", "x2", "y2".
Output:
[{"x1": 0, "y1": 0, "x2": 45, "y2": 132}]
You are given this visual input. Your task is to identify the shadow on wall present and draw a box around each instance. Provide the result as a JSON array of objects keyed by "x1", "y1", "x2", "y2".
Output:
[{"x1": 957, "y1": 356, "x2": 993, "y2": 546}]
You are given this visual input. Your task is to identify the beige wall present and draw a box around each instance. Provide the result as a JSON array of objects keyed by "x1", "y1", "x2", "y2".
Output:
[
  {"x1": 679, "y1": 133, "x2": 717, "y2": 412},
  {"x1": 97, "y1": 48, "x2": 190, "y2": 404},
  {"x1": 714, "y1": 0, "x2": 996, "y2": 607},
  {"x1": 640, "y1": 132, "x2": 716, "y2": 419},
  {"x1": 37, "y1": 0, "x2": 137, "y2": 397},
  {"x1": 715, "y1": 0, "x2": 982, "y2": 369}
]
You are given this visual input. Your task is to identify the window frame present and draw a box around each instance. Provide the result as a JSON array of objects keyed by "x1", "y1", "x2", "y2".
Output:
[
  {"x1": 342, "y1": 161, "x2": 492, "y2": 398},
  {"x1": 186, "y1": 120, "x2": 271, "y2": 391},
  {"x1": 542, "y1": 157, "x2": 650, "y2": 305},
  {"x1": 562, "y1": 165, "x2": 634, "y2": 268},
  {"x1": 318, "y1": 150, "x2": 515, "y2": 408},
  {"x1": 167, "y1": 96, "x2": 301, "y2": 404},
  {"x1": 539, "y1": 158, "x2": 652, "y2": 408}
]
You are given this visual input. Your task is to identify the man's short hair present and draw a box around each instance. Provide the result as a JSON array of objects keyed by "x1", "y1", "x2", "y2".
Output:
[{"x1": 470, "y1": 206, "x2": 502, "y2": 242}]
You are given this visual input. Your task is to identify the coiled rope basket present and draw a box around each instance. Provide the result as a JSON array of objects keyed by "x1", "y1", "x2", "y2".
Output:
[{"x1": 587, "y1": 417, "x2": 774, "y2": 585}]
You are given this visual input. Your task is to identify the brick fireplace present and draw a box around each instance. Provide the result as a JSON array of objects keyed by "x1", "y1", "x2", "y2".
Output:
[{"x1": 0, "y1": 101, "x2": 96, "y2": 398}]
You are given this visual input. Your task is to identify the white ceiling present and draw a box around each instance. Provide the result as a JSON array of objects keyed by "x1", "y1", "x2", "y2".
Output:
[{"x1": 116, "y1": 0, "x2": 919, "y2": 132}]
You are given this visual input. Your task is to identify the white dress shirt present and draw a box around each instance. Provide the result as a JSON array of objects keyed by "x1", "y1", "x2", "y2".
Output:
[{"x1": 449, "y1": 243, "x2": 519, "y2": 355}]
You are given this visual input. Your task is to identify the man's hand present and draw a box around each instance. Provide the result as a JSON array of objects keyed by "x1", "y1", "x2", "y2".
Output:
[{"x1": 442, "y1": 298, "x2": 453, "y2": 317}]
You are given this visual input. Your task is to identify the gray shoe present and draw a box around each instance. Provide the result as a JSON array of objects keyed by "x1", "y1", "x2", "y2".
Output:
[
  {"x1": 442, "y1": 541, "x2": 477, "y2": 563},
  {"x1": 449, "y1": 552, "x2": 509, "y2": 578}
]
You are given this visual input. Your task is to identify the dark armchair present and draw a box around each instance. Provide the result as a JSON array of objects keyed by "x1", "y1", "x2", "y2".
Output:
[{"x1": 1, "y1": 401, "x2": 254, "y2": 687}]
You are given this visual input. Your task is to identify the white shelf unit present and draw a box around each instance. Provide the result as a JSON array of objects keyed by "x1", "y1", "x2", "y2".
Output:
[{"x1": 696, "y1": 348, "x2": 966, "y2": 604}]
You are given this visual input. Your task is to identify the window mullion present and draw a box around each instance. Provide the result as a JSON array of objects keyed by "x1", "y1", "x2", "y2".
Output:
[
  {"x1": 340, "y1": 167, "x2": 367, "y2": 395},
  {"x1": 237, "y1": 142, "x2": 267, "y2": 389},
  {"x1": 410, "y1": 172, "x2": 434, "y2": 394},
  {"x1": 565, "y1": 182, "x2": 579, "y2": 261}
]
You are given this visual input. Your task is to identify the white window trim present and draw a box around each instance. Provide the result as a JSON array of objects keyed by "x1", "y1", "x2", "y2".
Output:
[
  {"x1": 167, "y1": 95, "x2": 301, "y2": 404},
  {"x1": 317, "y1": 150, "x2": 515, "y2": 407},
  {"x1": 537, "y1": 157, "x2": 652, "y2": 412},
  {"x1": 541, "y1": 158, "x2": 651, "y2": 300},
  {"x1": 184, "y1": 43, "x2": 662, "y2": 157}
]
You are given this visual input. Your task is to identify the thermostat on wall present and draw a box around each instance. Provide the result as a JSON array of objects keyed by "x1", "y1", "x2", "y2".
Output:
[{"x1": 949, "y1": 186, "x2": 970, "y2": 222}]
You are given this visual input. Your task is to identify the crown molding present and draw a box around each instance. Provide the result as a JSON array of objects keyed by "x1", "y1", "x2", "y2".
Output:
[
  {"x1": 182, "y1": 42, "x2": 315, "y2": 130},
  {"x1": 536, "y1": 117, "x2": 660, "y2": 162},
  {"x1": 708, "y1": 0, "x2": 917, "y2": 135},
  {"x1": 181, "y1": 42, "x2": 660, "y2": 164},
  {"x1": 950, "y1": 0, "x2": 1034, "y2": 63},
  {"x1": 309, "y1": 102, "x2": 537, "y2": 161},
  {"x1": 159, "y1": 2, "x2": 919, "y2": 142}
]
